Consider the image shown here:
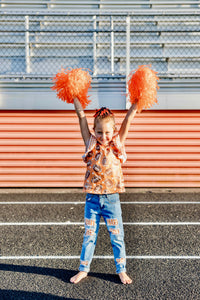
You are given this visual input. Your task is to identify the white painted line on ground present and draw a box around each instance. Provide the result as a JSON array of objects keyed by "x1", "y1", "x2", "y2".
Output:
[
  {"x1": 0, "y1": 201, "x2": 200, "y2": 205},
  {"x1": 123, "y1": 222, "x2": 200, "y2": 225},
  {"x1": 121, "y1": 202, "x2": 200, "y2": 205},
  {"x1": 0, "y1": 222, "x2": 84, "y2": 226},
  {"x1": 0, "y1": 202, "x2": 85, "y2": 205},
  {"x1": 0, "y1": 222, "x2": 200, "y2": 226},
  {"x1": 0, "y1": 255, "x2": 199, "y2": 260}
]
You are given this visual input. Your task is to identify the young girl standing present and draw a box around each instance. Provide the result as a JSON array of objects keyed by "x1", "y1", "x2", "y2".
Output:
[{"x1": 70, "y1": 97, "x2": 137, "y2": 285}]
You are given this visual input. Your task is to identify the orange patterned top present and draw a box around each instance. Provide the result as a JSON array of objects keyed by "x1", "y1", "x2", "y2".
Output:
[{"x1": 82, "y1": 134, "x2": 127, "y2": 194}]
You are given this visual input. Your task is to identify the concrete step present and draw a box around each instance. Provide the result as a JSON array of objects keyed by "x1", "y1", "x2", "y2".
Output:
[{"x1": 0, "y1": 187, "x2": 200, "y2": 202}]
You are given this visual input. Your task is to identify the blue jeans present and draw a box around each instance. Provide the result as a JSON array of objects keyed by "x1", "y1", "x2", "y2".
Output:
[{"x1": 79, "y1": 193, "x2": 126, "y2": 274}]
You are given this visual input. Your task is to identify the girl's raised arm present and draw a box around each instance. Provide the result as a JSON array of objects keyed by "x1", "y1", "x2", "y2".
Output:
[
  {"x1": 74, "y1": 97, "x2": 91, "y2": 146},
  {"x1": 119, "y1": 102, "x2": 137, "y2": 144}
]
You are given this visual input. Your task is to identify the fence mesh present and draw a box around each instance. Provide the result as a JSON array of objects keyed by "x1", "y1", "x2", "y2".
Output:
[{"x1": 0, "y1": 12, "x2": 200, "y2": 80}]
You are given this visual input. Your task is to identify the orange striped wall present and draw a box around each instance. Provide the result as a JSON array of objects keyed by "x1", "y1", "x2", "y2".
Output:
[{"x1": 0, "y1": 110, "x2": 199, "y2": 187}]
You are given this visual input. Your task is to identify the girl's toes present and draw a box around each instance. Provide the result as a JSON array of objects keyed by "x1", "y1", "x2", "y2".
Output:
[
  {"x1": 70, "y1": 271, "x2": 88, "y2": 284},
  {"x1": 119, "y1": 272, "x2": 132, "y2": 285}
]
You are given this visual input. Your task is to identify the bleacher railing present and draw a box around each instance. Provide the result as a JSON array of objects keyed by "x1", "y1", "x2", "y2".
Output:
[
  {"x1": 0, "y1": 11, "x2": 200, "y2": 82},
  {"x1": 0, "y1": 1, "x2": 200, "y2": 10}
]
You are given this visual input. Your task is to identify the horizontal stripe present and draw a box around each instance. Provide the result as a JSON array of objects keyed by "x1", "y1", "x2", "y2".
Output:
[
  {"x1": 0, "y1": 255, "x2": 199, "y2": 260},
  {"x1": 0, "y1": 201, "x2": 200, "y2": 205},
  {"x1": 0, "y1": 222, "x2": 200, "y2": 226},
  {"x1": 0, "y1": 202, "x2": 86, "y2": 205},
  {"x1": 0, "y1": 111, "x2": 200, "y2": 188}
]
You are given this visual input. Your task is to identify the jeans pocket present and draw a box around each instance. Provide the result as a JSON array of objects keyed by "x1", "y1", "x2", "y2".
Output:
[
  {"x1": 86, "y1": 193, "x2": 98, "y2": 202},
  {"x1": 107, "y1": 193, "x2": 119, "y2": 204}
]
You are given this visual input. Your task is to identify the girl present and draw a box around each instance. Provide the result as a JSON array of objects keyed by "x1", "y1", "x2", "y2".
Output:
[{"x1": 70, "y1": 97, "x2": 137, "y2": 285}]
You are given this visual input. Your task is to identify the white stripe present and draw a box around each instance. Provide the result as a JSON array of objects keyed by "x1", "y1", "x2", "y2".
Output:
[
  {"x1": 0, "y1": 255, "x2": 199, "y2": 260},
  {"x1": 123, "y1": 222, "x2": 200, "y2": 225},
  {"x1": 0, "y1": 222, "x2": 84, "y2": 226},
  {"x1": 122, "y1": 201, "x2": 200, "y2": 205},
  {"x1": 128, "y1": 256, "x2": 200, "y2": 260},
  {"x1": 0, "y1": 222, "x2": 200, "y2": 226},
  {"x1": 0, "y1": 201, "x2": 200, "y2": 205},
  {"x1": 0, "y1": 202, "x2": 85, "y2": 205}
]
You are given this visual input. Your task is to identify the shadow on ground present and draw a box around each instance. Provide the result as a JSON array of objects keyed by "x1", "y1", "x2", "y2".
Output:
[
  {"x1": 0, "y1": 263, "x2": 120, "y2": 283},
  {"x1": 0, "y1": 289, "x2": 77, "y2": 300},
  {"x1": 0, "y1": 263, "x2": 122, "y2": 299}
]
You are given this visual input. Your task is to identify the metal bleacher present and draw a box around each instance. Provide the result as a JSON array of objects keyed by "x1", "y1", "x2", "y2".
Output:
[
  {"x1": 0, "y1": 0, "x2": 200, "y2": 84},
  {"x1": 0, "y1": 1, "x2": 200, "y2": 10}
]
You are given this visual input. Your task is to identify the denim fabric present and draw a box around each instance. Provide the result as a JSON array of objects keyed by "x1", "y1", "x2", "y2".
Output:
[{"x1": 79, "y1": 193, "x2": 126, "y2": 274}]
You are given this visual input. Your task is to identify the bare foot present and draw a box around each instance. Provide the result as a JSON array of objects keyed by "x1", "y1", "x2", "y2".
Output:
[
  {"x1": 70, "y1": 271, "x2": 88, "y2": 284},
  {"x1": 118, "y1": 272, "x2": 132, "y2": 284}
]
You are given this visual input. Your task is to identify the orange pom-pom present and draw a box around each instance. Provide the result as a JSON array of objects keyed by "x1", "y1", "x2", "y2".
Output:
[
  {"x1": 51, "y1": 68, "x2": 92, "y2": 109},
  {"x1": 128, "y1": 65, "x2": 159, "y2": 113}
]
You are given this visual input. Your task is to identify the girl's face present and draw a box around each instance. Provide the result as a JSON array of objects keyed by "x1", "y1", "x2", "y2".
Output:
[{"x1": 94, "y1": 119, "x2": 115, "y2": 146}]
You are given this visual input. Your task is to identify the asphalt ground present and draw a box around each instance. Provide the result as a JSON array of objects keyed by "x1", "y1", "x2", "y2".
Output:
[{"x1": 0, "y1": 188, "x2": 199, "y2": 300}]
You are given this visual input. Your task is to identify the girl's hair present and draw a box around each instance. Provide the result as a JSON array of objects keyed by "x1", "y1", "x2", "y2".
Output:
[{"x1": 93, "y1": 107, "x2": 115, "y2": 129}]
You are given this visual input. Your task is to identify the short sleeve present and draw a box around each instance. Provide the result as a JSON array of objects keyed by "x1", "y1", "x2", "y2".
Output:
[
  {"x1": 82, "y1": 134, "x2": 97, "y2": 162},
  {"x1": 112, "y1": 134, "x2": 127, "y2": 163}
]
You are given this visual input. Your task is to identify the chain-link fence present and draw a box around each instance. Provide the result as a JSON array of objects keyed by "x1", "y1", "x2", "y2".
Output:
[{"x1": 0, "y1": 11, "x2": 200, "y2": 80}]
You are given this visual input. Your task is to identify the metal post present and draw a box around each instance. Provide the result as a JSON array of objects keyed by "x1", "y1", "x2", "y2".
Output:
[
  {"x1": 93, "y1": 15, "x2": 97, "y2": 76},
  {"x1": 110, "y1": 16, "x2": 114, "y2": 75},
  {"x1": 25, "y1": 15, "x2": 30, "y2": 74},
  {"x1": 126, "y1": 15, "x2": 131, "y2": 109}
]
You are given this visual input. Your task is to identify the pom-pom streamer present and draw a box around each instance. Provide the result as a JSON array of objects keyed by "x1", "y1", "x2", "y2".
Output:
[
  {"x1": 52, "y1": 68, "x2": 92, "y2": 109},
  {"x1": 127, "y1": 65, "x2": 159, "y2": 113}
]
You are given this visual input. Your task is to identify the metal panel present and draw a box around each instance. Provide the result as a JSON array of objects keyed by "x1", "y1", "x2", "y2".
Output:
[{"x1": 0, "y1": 110, "x2": 199, "y2": 187}]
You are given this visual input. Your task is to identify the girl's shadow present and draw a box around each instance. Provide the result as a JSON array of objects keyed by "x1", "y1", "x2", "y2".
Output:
[{"x1": 0, "y1": 263, "x2": 121, "y2": 284}]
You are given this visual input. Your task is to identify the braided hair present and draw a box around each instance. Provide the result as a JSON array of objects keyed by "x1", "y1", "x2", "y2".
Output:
[
  {"x1": 93, "y1": 107, "x2": 114, "y2": 118},
  {"x1": 93, "y1": 107, "x2": 115, "y2": 130}
]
